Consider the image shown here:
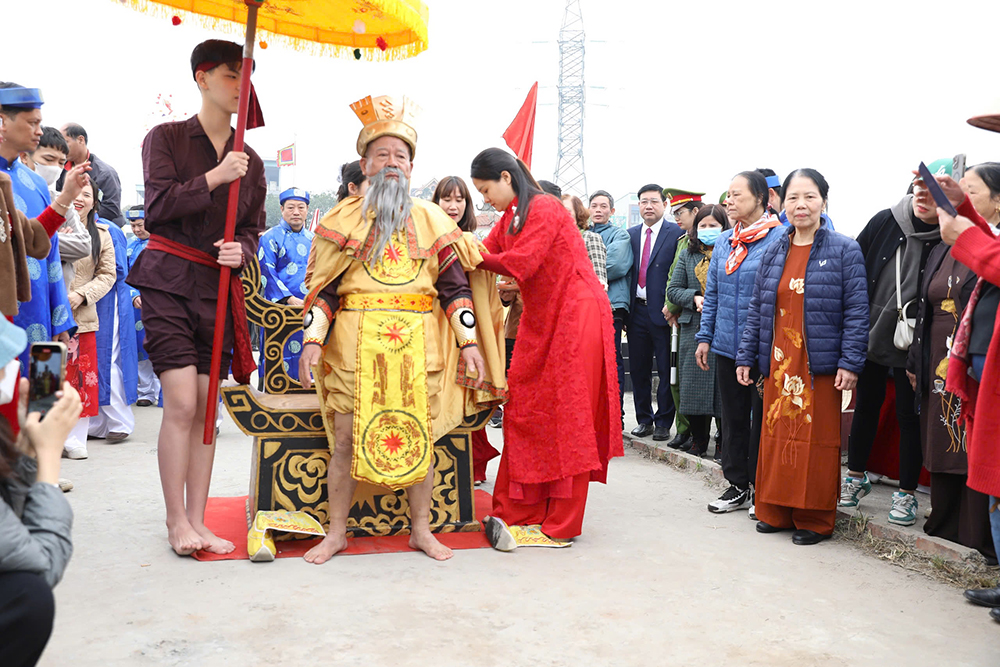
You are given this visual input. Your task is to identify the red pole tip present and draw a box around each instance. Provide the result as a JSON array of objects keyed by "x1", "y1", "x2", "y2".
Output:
[{"x1": 171, "y1": 15, "x2": 181, "y2": 25}]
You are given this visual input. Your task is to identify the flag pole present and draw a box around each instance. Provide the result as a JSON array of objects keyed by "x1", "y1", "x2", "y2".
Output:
[{"x1": 203, "y1": 0, "x2": 259, "y2": 445}]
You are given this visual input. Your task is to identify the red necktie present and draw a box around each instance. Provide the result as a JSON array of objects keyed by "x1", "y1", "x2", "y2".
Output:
[{"x1": 639, "y1": 227, "x2": 652, "y2": 289}]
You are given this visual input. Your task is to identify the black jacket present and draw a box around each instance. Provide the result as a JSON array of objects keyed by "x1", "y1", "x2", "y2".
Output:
[{"x1": 856, "y1": 207, "x2": 906, "y2": 301}]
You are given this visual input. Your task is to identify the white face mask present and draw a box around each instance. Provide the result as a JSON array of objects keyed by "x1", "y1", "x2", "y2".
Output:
[
  {"x1": 34, "y1": 163, "x2": 63, "y2": 187},
  {"x1": 0, "y1": 358, "x2": 20, "y2": 406}
]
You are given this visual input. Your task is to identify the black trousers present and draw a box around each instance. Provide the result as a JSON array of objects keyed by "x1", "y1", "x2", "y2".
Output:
[
  {"x1": 0, "y1": 571, "x2": 55, "y2": 667},
  {"x1": 629, "y1": 302, "x2": 675, "y2": 428},
  {"x1": 688, "y1": 414, "x2": 712, "y2": 443},
  {"x1": 716, "y1": 354, "x2": 762, "y2": 489},
  {"x1": 847, "y1": 360, "x2": 922, "y2": 490},
  {"x1": 613, "y1": 308, "x2": 628, "y2": 425}
]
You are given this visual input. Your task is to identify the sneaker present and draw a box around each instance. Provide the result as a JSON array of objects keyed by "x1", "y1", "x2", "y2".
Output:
[
  {"x1": 63, "y1": 446, "x2": 88, "y2": 460},
  {"x1": 748, "y1": 488, "x2": 756, "y2": 520},
  {"x1": 488, "y1": 410, "x2": 503, "y2": 429},
  {"x1": 838, "y1": 473, "x2": 872, "y2": 508},
  {"x1": 888, "y1": 491, "x2": 918, "y2": 526},
  {"x1": 708, "y1": 485, "x2": 750, "y2": 513}
]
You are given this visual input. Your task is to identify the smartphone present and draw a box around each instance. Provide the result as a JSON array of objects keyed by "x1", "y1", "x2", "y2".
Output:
[
  {"x1": 953, "y1": 154, "x2": 967, "y2": 182},
  {"x1": 917, "y1": 161, "x2": 958, "y2": 217},
  {"x1": 28, "y1": 342, "x2": 67, "y2": 418}
]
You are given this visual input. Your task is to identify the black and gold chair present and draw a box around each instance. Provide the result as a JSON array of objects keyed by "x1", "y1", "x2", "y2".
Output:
[{"x1": 222, "y1": 257, "x2": 486, "y2": 537}]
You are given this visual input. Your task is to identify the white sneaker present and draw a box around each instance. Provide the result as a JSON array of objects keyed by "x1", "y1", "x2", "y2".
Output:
[
  {"x1": 888, "y1": 491, "x2": 918, "y2": 526},
  {"x1": 63, "y1": 445, "x2": 88, "y2": 460},
  {"x1": 708, "y1": 485, "x2": 750, "y2": 513}
]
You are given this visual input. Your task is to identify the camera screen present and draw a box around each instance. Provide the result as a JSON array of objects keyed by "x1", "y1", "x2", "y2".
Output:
[{"x1": 29, "y1": 346, "x2": 63, "y2": 416}]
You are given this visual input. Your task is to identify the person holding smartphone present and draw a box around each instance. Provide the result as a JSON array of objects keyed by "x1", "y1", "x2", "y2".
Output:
[{"x1": 0, "y1": 319, "x2": 83, "y2": 666}]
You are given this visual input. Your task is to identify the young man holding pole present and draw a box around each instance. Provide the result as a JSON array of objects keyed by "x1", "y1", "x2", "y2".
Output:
[{"x1": 126, "y1": 40, "x2": 266, "y2": 555}]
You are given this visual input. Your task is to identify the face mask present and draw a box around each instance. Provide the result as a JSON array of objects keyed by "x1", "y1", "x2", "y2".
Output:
[
  {"x1": 698, "y1": 228, "x2": 722, "y2": 246},
  {"x1": 0, "y1": 358, "x2": 19, "y2": 406},
  {"x1": 34, "y1": 163, "x2": 62, "y2": 187}
]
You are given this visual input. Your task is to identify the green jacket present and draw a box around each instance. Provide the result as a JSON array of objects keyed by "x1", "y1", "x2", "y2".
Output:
[{"x1": 664, "y1": 234, "x2": 689, "y2": 314}]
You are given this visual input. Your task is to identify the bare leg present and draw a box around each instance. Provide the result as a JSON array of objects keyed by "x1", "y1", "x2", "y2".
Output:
[
  {"x1": 304, "y1": 412, "x2": 357, "y2": 564},
  {"x1": 185, "y1": 374, "x2": 233, "y2": 555},
  {"x1": 157, "y1": 366, "x2": 205, "y2": 555},
  {"x1": 407, "y1": 464, "x2": 453, "y2": 561}
]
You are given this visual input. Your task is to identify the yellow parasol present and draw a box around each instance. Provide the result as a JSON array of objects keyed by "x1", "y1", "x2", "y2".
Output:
[{"x1": 117, "y1": 0, "x2": 430, "y2": 443}]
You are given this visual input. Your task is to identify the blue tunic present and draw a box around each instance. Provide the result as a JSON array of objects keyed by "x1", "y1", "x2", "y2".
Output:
[
  {"x1": 1, "y1": 156, "x2": 76, "y2": 375},
  {"x1": 126, "y1": 236, "x2": 149, "y2": 361},
  {"x1": 257, "y1": 220, "x2": 314, "y2": 380},
  {"x1": 95, "y1": 221, "x2": 138, "y2": 406}
]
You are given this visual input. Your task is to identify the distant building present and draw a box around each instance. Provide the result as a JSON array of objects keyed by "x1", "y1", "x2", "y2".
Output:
[
  {"x1": 264, "y1": 159, "x2": 280, "y2": 195},
  {"x1": 409, "y1": 177, "x2": 439, "y2": 201}
]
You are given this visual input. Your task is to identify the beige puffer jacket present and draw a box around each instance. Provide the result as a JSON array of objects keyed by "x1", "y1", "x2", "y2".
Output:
[{"x1": 68, "y1": 224, "x2": 115, "y2": 334}]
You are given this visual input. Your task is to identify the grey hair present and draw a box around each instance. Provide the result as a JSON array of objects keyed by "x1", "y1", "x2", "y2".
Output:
[{"x1": 362, "y1": 166, "x2": 412, "y2": 264}]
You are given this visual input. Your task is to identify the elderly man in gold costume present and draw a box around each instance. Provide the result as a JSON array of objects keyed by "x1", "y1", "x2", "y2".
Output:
[{"x1": 299, "y1": 95, "x2": 506, "y2": 562}]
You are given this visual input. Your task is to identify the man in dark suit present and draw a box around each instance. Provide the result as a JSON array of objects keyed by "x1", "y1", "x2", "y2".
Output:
[{"x1": 628, "y1": 183, "x2": 684, "y2": 441}]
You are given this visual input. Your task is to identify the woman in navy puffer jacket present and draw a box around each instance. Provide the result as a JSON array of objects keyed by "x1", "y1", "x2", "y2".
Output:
[
  {"x1": 736, "y1": 169, "x2": 869, "y2": 545},
  {"x1": 697, "y1": 171, "x2": 785, "y2": 515}
]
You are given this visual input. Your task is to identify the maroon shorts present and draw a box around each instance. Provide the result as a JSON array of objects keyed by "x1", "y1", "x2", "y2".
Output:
[{"x1": 139, "y1": 284, "x2": 233, "y2": 377}]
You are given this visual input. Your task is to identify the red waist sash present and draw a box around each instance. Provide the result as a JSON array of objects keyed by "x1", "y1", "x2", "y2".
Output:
[{"x1": 146, "y1": 234, "x2": 256, "y2": 384}]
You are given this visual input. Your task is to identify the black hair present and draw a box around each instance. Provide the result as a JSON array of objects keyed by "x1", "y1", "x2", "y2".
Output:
[
  {"x1": 190, "y1": 40, "x2": 244, "y2": 80},
  {"x1": 432, "y1": 176, "x2": 478, "y2": 233},
  {"x1": 756, "y1": 167, "x2": 781, "y2": 197},
  {"x1": 970, "y1": 162, "x2": 1000, "y2": 201},
  {"x1": 538, "y1": 180, "x2": 562, "y2": 198},
  {"x1": 779, "y1": 168, "x2": 830, "y2": 207},
  {"x1": 0, "y1": 81, "x2": 31, "y2": 118},
  {"x1": 37, "y1": 126, "x2": 69, "y2": 155},
  {"x1": 689, "y1": 204, "x2": 732, "y2": 254},
  {"x1": 733, "y1": 170, "x2": 770, "y2": 214},
  {"x1": 470, "y1": 148, "x2": 543, "y2": 234},
  {"x1": 589, "y1": 190, "x2": 615, "y2": 209},
  {"x1": 336, "y1": 160, "x2": 366, "y2": 202},
  {"x1": 63, "y1": 123, "x2": 87, "y2": 144},
  {"x1": 81, "y1": 176, "x2": 101, "y2": 266},
  {"x1": 637, "y1": 184, "x2": 665, "y2": 201}
]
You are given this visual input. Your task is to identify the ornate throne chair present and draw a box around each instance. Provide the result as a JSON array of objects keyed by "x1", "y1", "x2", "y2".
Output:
[{"x1": 221, "y1": 256, "x2": 487, "y2": 537}]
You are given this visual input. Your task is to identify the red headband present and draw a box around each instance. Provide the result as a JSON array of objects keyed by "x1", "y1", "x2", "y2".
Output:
[{"x1": 195, "y1": 61, "x2": 265, "y2": 129}]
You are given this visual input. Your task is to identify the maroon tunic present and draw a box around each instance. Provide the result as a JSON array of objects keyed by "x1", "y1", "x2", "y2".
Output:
[{"x1": 127, "y1": 115, "x2": 266, "y2": 375}]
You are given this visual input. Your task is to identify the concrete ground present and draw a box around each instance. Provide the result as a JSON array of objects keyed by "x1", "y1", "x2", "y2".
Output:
[{"x1": 43, "y1": 398, "x2": 1000, "y2": 667}]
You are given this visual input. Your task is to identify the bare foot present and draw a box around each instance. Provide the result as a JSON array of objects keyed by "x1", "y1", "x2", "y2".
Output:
[
  {"x1": 191, "y1": 523, "x2": 235, "y2": 555},
  {"x1": 409, "y1": 529, "x2": 453, "y2": 561},
  {"x1": 304, "y1": 533, "x2": 348, "y2": 564},
  {"x1": 167, "y1": 520, "x2": 206, "y2": 556}
]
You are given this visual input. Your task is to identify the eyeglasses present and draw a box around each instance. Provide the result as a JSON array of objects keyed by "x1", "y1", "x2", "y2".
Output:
[{"x1": 639, "y1": 199, "x2": 661, "y2": 206}]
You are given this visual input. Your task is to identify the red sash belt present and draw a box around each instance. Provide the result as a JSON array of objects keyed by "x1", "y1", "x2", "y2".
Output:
[{"x1": 146, "y1": 234, "x2": 256, "y2": 384}]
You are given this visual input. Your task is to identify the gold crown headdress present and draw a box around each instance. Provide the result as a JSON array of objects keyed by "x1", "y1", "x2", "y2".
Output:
[{"x1": 350, "y1": 95, "x2": 420, "y2": 158}]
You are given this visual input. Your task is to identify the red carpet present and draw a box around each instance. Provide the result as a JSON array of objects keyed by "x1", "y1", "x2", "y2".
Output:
[{"x1": 192, "y1": 489, "x2": 492, "y2": 561}]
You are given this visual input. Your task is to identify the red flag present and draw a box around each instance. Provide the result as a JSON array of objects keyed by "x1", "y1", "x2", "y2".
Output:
[
  {"x1": 277, "y1": 143, "x2": 296, "y2": 166},
  {"x1": 503, "y1": 82, "x2": 538, "y2": 169}
]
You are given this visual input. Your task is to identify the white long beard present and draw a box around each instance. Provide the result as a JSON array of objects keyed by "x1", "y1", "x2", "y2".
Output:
[{"x1": 363, "y1": 167, "x2": 412, "y2": 263}]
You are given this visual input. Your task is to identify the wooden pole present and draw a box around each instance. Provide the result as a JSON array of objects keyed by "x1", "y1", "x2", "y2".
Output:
[{"x1": 203, "y1": 1, "x2": 259, "y2": 444}]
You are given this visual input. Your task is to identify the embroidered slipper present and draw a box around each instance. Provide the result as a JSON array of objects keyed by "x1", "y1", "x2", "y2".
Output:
[
  {"x1": 484, "y1": 516, "x2": 517, "y2": 552},
  {"x1": 509, "y1": 524, "x2": 572, "y2": 548}
]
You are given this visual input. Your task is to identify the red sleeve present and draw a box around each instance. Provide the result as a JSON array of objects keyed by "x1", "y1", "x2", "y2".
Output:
[
  {"x1": 477, "y1": 253, "x2": 510, "y2": 275},
  {"x1": 35, "y1": 206, "x2": 65, "y2": 237},
  {"x1": 484, "y1": 196, "x2": 565, "y2": 283},
  {"x1": 953, "y1": 226, "x2": 1000, "y2": 286}
]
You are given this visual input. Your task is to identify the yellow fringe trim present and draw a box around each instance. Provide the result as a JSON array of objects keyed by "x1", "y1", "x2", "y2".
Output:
[{"x1": 113, "y1": 0, "x2": 429, "y2": 62}]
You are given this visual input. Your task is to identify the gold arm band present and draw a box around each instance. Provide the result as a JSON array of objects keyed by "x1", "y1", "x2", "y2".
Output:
[{"x1": 303, "y1": 306, "x2": 331, "y2": 347}]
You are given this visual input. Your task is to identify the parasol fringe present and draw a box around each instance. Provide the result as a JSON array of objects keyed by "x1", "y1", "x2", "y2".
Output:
[{"x1": 114, "y1": 0, "x2": 427, "y2": 62}]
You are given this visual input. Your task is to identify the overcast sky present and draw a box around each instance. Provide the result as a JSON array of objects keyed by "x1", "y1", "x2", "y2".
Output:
[{"x1": 6, "y1": 0, "x2": 1000, "y2": 236}]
